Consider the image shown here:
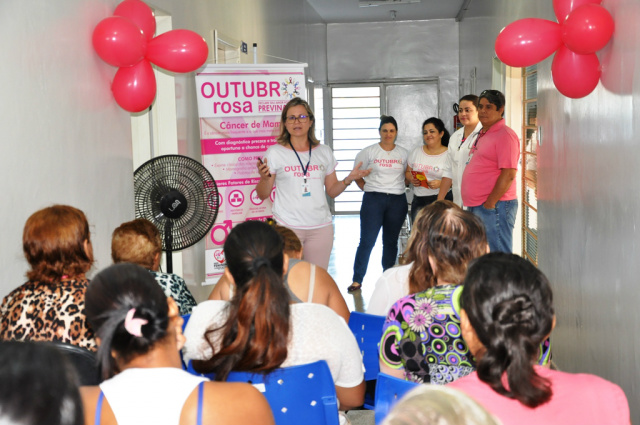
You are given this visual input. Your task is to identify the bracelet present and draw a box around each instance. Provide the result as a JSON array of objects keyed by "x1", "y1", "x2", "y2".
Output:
[{"x1": 343, "y1": 178, "x2": 352, "y2": 186}]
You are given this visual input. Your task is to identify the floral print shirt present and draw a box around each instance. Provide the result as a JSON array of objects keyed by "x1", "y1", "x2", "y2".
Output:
[{"x1": 379, "y1": 285, "x2": 474, "y2": 384}]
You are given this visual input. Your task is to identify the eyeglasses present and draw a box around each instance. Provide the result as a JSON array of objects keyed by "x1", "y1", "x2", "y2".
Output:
[{"x1": 286, "y1": 114, "x2": 309, "y2": 123}]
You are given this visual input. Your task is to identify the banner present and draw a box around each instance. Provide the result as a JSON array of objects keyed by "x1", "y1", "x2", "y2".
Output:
[{"x1": 195, "y1": 63, "x2": 307, "y2": 284}]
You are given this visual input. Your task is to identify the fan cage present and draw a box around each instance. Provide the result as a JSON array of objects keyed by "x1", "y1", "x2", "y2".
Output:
[{"x1": 134, "y1": 155, "x2": 219, "y2": 251}]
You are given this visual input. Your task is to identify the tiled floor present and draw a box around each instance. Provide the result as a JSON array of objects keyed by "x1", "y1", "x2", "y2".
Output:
[{"x1": 328, "y1": 215, "x2": 409, "y2": 313}]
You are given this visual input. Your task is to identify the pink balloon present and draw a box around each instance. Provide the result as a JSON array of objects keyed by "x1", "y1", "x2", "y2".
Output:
[
  {"x1": 112, "y1": 60, "x2": 157, "y2": 112},
  {"x1": 146, "y1": 30, "x2": 208, "y2": 73},
  {"x1": 562, "y1": 4, "x2": 614, "y2": 54},
  {"x1": 551, "y1": 46, "x2": 600, "y2": 98},
  {"x1": 114, "y1": 0, "x2": 156, "y2": 41},
  {"x1": 92, "y1": 16, "x2": 147, "y2": 67},
  {"x1": 553, "y1": 0, "x2": 601, "y2": 23},
  {"x1": 495, "y1": 19, "x2": 563, "y2": 67}
]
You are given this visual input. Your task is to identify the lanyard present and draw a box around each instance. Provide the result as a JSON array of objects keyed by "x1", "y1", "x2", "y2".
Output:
[{"x1": 290, "y1": 141, "x2": 312, "y2": 183}]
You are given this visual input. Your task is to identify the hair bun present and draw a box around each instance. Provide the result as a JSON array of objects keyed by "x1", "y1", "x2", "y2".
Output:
[{"x1": 494, "y1": 295, "x2": 536, "y2": 329}]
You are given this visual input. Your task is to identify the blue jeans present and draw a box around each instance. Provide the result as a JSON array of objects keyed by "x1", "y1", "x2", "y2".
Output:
[
  {"x1": 352, "y1": 192, "x2": 409, "y2": 284},
  {"x1": 468, "y1": 199, "x2": 518, "y2": 253}
]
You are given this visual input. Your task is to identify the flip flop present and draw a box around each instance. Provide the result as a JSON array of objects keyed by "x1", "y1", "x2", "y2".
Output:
[{"x1": 347, "y1": 282, "x2": 362, "y2": 293}]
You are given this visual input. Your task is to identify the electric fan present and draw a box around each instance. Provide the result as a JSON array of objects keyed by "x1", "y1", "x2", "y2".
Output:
[{"x1": 134, "y1": 154, "x2": 219, "y2": 273}]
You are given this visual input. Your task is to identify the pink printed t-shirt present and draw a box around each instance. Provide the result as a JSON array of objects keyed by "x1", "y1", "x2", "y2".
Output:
[
  {"x1": 448, "y1": 366, "x2": 630, "y2": 425},
  {"x1": 461, "y1": 119, "x2": 519, "y2": 207}
]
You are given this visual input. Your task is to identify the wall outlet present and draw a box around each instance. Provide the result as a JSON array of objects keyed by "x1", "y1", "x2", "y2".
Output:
[{"x1": 241, "y1": 41, "x2": 248, "y2": 54}]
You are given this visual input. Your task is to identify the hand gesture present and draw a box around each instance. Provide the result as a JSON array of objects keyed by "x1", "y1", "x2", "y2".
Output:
[{"x1": 347, "y1": 161, "x2": 371, "y2": 181}]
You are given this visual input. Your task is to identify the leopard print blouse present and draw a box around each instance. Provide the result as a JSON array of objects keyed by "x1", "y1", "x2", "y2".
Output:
[{"x1": 0, "y1": 278, "x2": 97, "y2": 351}]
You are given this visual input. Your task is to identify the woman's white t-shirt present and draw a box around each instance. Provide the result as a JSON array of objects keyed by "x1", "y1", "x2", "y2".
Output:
[
  {"x1": 441, "y1": 123, "x2": 482, "y2": 206},
  {"x1": 265, "y1": 143, "x2": 337, "y2": 229},
  {"x1": 407, "y1": 146, "x2": 449, "y2": 197},
  {"x1": 355, "y1": 143, "x2": 408, "y2": 195}
]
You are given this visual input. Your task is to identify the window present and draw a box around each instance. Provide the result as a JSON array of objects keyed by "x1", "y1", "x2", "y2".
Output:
[
  {"x1": 331, "y1": 86, "x2": 381, "y2": 213},
  {"x1": 522, "y1": 65, "x2": 538, "y2": 264}
]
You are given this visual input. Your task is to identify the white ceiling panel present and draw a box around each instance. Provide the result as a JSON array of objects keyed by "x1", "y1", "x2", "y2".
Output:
[{"x1": 307, "y1": 0, "x2": 470, "y2": 23}]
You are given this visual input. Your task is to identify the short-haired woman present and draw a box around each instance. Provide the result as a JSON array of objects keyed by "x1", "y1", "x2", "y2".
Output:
[
  {"x1": 0, "y1": 205, "x2": 96, "y2": 350},
  {"x1": 379, "y1": 201, "x2": 487, "y2": 384},
  {"x1": 449, "y1": 253, "x2": 630, "y2": 425},
  {"x1": 111, "y1": 218, "x2": 197, "y2": 315},
  {"x1": 256, "y1": 98, "x2": 370, "y2": 269},
  {"x1": 80, "y1": 263, "x2": 273, "y2": 425}
]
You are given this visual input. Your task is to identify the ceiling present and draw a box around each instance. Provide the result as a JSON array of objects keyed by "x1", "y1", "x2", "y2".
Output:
[{"x1": 306, "y1": 0, "x2": 475, "y2": 24}]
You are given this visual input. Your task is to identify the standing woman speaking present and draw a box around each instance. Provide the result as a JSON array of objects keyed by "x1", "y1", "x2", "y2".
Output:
[
  {"x1": 348, "y1": 115, "x2": 409, "y2": 293},
  {"x1": 256, "y1": 98, "x2": 370, "y2": 269}
]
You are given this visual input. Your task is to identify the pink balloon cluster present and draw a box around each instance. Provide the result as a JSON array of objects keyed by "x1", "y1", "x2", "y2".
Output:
[
  {"x1": 92, "y1": 0, "x2": 208, "y2": 112},
  {"x1": 495, "y1": 0, "x2": 614, "y2": 98}
]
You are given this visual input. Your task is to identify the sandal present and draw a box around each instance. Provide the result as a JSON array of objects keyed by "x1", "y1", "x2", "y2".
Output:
[{"x1": 347, "y1": 282, "x2": 362, "y2": 293}]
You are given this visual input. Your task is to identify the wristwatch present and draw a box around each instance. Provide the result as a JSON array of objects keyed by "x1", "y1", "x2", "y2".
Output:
[{"x1": 343, "y1": 178, "x2": 352, "y2": 186}]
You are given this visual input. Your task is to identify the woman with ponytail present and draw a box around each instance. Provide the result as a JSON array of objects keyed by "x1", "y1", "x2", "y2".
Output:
[
  {"x1": 80, "y1": 263, "x2": 272, "y2": 425},
  {"x1": 449, "y1": 253, "x2": 630, "y2": 425},
  {"x1": 183, "y1": 220, "x2": 365, "y2": 411}
]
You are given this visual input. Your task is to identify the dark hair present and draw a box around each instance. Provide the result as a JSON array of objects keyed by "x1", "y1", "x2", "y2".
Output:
[
  {"x1": 272, "y1": 224, "x2": 302, "y2": 255},
  {"x1": 0, "y1": 341, "x2": 83, "y2": 425},
  {"x1": 403, "y1": 200, "x2": 486, "y2": 293},
  {"x1": 277, "y1": 97, "x2": 319, "y2": 146},
  {"x1": 461, "y1": 253, "x2": 554, "y2": 407},
  {"x1": 379, "y1": 115, "x2": 398, "y2": 132},
  {"x1": 23, "y1": 205, "x2": 93, "y2": 283},
  {"x1": 85, "y1": 263, "x2": 170, "y2": 379},
  {"x1": 194, "y1": 221, "x2": 290, "y2": 381},
  {"x1": 422, "y1": 117, "x2": 451, "y2": 147},
  {"x1": 479, "y1": 90, "x2": 506, "y2": 115},
  {"x1": 459, "y1": 94, "x2": 479, "y2": 108},
  {"x1": 111, "y1": 218, "x2": 162, "y2": 269}
]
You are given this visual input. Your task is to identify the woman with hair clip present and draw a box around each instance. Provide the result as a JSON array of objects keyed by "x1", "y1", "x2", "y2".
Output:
[
  {"x1": 256, "y1": 97, "x2": 371, "y2": 269},
  {"x1": 348, "y1": 115, "x2": 409, "y2": 293},
  {"x1": 406, "y1": 117, "x2": 454, "y2": 223},
  {"x1": 449, "y1": 253, "x2": 630, "y2": 425},
  {"x1": 0, "y1": 205, "x2": 96, "y2": 350},
  {"x1": 80, "y1": 263, "x2": 273, "y2": 425},
  {"x1": 438, "y1": 95, "x2": 482, "y2": 207},
  {"x1": 208, "y1": 223, "x2": 350, "y2": 322},
  {"x1": 379, "y1": 200, "x2": 488, "y2": 384},
  {"x1": 183, "y1": 220, "x2": 365, "y2": 411}
]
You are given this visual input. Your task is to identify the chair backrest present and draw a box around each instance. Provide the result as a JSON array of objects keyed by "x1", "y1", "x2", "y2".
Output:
[
  {"x1": 347, "y1": 311, "x2": 385, "y2": 382},
  {"x1": 374, "y1": 373, "x2": 419, "y2": 425},
  {"x1": 50, "y1": 341, "x2": 100, "y2": 386},
  {"x1": 188, "y1": 360, "x2": 340, "y2": 425}
]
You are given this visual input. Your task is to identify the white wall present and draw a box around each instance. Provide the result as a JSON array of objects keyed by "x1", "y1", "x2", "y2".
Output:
[
  {"x1": 327, "y1": 19, "x2": 459, "y2": 129},
  {"x1": 461, "y1": 0, "x2": 640, "y2": 421},
  {"x1": 0, "y1": 0, "x2": 135, "y2": 297},
  {"x1": 0, "y1": 0, "x2": 327, "y2": 302}
]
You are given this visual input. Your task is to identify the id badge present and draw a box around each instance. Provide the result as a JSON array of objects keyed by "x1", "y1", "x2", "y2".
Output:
[{"x1": 301, "y1": 181, "x2": 311, "y2": 197}]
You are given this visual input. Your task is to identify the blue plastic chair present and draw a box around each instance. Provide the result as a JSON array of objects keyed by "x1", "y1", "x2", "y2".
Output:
[
  {"x1": 374, "y1": 373, "x2": 420, "y2": 424},
  {"x1": 188, "y1": 360, "x2": 339, "y2": 425},
  {"x1": 347, "y1": 311, "x2": 385, "y2": 409}
]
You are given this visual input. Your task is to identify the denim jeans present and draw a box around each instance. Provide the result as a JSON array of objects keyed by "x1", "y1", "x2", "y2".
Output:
[
  {"x1": 468, "y1": 199, "x2": 518, "y2": 253},
  {"x1": 352, "y1": 192, "x2": 409, "y2": 284}
]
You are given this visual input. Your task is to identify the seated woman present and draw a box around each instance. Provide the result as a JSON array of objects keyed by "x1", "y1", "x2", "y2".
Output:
[
  {"x1": 379, "y1": 201, "x2": 487, "y2": 384},
  {"x1": 0, "y1": 205, "x2": 96, "y2": 351},
  {"x1": 80, "y1": 263, "x2": 272, "y2": 425},
  {"x1": 449, "y1": 253, "x2": 630, "y2": 425},
  {"x1": 0, "y1": 341, "x2": 84, "y2": 425},
  {"x1": 184, "y1": 221, "x2": 365, "y2": 411},
  {"x1": 111, "y1": 218, "x2": 197, "y2": 315},
  {"x1": 209, "y1": 223, "x2": 350, "y2": 322}
]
